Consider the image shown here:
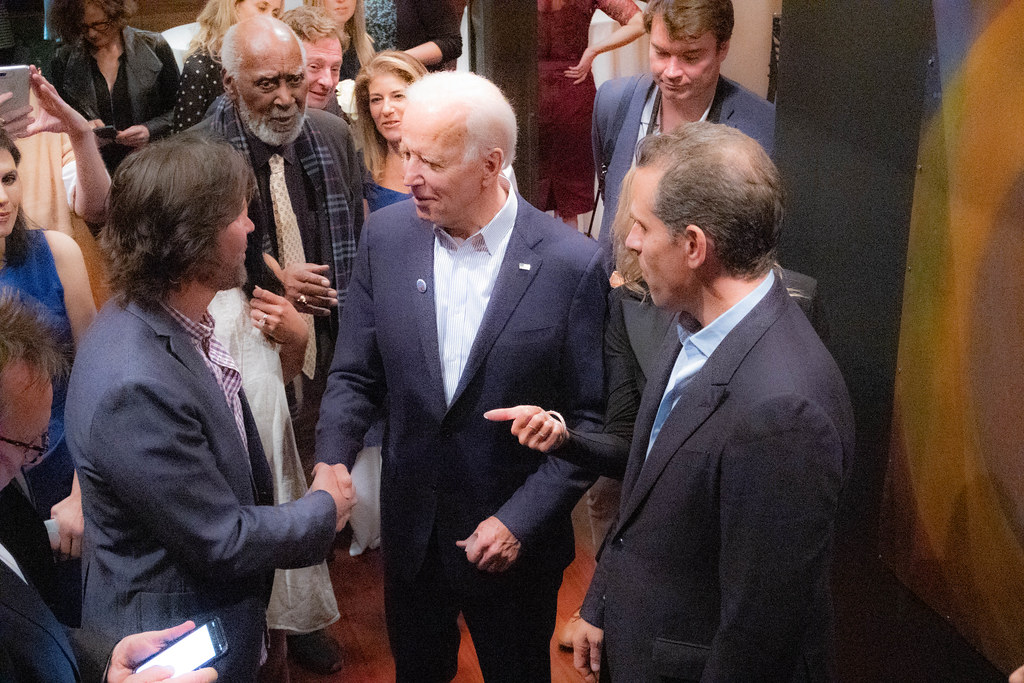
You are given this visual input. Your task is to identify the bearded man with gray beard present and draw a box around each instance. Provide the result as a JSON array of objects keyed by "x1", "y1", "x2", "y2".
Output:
[
  {"x1": 195, "y1": 16, "x2": 363, "y2": 387},
  {"x1": 189, "y1": 15, "x2": 365, "y2": 674}
]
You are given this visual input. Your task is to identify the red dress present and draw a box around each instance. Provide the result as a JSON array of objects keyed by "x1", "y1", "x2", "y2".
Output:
[{"x1": 537, "y1": 0, "x2": 639, "y2": 216}]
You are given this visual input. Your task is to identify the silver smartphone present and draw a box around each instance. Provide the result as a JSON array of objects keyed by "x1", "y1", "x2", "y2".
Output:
[
  {"x1": 0, "y1": 65, "x2": 30, "y2": 119},
  {"x1": 133, "y1": 618, "x2": 228, "y2": 676}
]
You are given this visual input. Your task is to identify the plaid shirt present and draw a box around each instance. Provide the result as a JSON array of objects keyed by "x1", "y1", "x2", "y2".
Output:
[{"x1": 162, "y1": 303, "x2": 248, "y2": 450}]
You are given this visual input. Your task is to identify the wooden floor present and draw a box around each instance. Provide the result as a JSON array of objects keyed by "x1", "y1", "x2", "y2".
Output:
[{"x1": 289, "y1": 505, "x2": 597, "y2": 683}]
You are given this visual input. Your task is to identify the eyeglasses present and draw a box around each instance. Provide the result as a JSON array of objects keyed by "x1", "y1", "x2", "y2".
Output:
[
  {"x1": 0, "y1": 431, "x2": 49, "y2": 466},
  {"x1": 82, "y1": 19, "x2": 114, "y2": 33}
]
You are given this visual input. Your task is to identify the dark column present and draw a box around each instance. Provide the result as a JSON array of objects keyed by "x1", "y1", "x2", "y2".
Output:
[
  {"x1": 468, "y1": 1, "x2": 538, "y2": 205},
  {"x1": 774, "y1": 2, "x2": 1001, "y2": 679}
]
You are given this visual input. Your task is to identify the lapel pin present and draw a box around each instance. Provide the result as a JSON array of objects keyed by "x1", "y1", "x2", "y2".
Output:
[
  {"x1": 519, "y1": 263, "x2": 531, "y2": 271},
  {"x1": 416, "y1": 279, "x2": 427, "y2": 293}
]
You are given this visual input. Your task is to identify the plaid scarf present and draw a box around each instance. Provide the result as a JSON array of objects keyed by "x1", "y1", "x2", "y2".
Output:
[{"x1": 205, "y1": 96, "x2": 355, "y2": 306}]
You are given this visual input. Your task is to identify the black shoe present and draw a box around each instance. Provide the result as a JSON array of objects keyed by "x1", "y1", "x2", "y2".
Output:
[{"x1": 287, "y1": 629, "x2": 343, "y2": 675}]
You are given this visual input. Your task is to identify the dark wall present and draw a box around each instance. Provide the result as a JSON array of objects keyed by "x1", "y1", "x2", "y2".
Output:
[
  {"x1": 774, "y1": 3, "x2": 1002, "y2": 679},
  {"x1": 468, "y1": 0, "x2": 538, "y2": 205},
  {"x1": 775, "y1": 1, "x2": 927, "y2": 541}
]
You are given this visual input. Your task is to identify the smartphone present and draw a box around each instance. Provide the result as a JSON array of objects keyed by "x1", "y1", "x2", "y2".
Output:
[
  {"x1": 134, "y1": 618, "x2": 228, "y2": 676},
  {"x1": 0, "y1": 65, "x2": 30, "y2": 119},
  {"x1": 94, "y1": 125, "x2": 118, "y2": 139}
]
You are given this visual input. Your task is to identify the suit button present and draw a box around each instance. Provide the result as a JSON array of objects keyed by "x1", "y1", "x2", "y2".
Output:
[{"x1": 613, "y1": 536, "x2": 624, "y2": 547}]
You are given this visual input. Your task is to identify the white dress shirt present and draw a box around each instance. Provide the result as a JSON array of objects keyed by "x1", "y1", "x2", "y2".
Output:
[
  {"x1": 0, "y1": 539, "x2": 27, "y2": 584},
  {"x1": 433, "y1": 183, "x2": 518, "y2": 405}
]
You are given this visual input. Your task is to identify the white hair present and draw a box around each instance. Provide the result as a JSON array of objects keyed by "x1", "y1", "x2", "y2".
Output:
[
  {"x1": 221, "y1": 16, "x2": 306, "y2": 80},
  {"x1": 404, "y1": 71, "x2": 517, "y2": 169}
]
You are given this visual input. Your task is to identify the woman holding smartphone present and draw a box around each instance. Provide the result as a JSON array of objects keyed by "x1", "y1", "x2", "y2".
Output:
[{"x1": 49, "y1": 0, "x2": 180, "y2": 171}]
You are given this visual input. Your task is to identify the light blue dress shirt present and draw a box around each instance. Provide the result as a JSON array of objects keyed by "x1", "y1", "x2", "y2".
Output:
[{"x1": 646, "y1": 270, "x2": 776, "y2": 457}]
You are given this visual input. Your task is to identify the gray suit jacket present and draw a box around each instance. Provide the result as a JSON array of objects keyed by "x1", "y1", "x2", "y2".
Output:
[
  {"x1": 66, "y1": 301, "x2": 337, "y2": 681},
  {"x1": 581, "y1": 276, "x2": 853, "y2": 682},
  {"x1": 592, "y1": 74, "x2": 776, "y2": 270}
]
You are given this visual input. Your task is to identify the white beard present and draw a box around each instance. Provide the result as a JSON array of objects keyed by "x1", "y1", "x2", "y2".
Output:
[{"x1": 237, "y1": 99, "x2": 306, "y2": 147}]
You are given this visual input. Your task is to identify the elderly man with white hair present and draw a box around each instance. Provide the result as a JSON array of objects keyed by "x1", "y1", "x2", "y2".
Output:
[{"x1": 316, "y1": 71, "x2": 608, "y2": 681}]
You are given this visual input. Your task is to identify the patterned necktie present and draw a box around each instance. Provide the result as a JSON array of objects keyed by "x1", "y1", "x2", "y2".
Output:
[{"x1": 268, "y1": 154, "x2": 317, "y2": 379}]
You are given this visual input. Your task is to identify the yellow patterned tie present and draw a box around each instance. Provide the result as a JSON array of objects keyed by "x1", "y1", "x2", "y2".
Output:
[{"x1": 268, "y1": 154, "x2": 317, "y2": 379}]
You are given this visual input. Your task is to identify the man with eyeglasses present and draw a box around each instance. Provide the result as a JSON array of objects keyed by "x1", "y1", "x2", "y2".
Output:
[{"x1": 0, "y1": 290, "x2": 217, "y2": 682}]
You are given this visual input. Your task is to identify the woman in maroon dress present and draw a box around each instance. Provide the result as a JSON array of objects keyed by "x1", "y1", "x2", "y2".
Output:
[{"x1": 537, "y1": 0, "x2": 643, "y2": 229}]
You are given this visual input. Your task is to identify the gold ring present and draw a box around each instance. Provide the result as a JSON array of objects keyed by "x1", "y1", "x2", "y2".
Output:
[{"x1": 298, "y1": 294, "x2": 307, "y2": 305}]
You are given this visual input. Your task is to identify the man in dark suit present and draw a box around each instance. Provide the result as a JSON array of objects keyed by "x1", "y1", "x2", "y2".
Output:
[
  {"x1": 65, "y1": 133, "x2": 355, "y2": 681},
  {"x1": 572, "y1": 123, "x2": 854, "y2": 682},
  {"x1": 316, "y1": 71, "x2": 608, "y2": 682},
  {"x1": 0, "y1": 291, "x2": 218, "y2": 682},
  {"x1": 592, "y1": 0, "x2": 775, "y2": 269}
]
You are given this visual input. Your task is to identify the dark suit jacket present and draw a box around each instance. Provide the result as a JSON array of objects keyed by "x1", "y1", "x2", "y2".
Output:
[
  {"x1": 316, "y1": 196, "x2": 607, "y2": 590},
  {"x1": 51, "y1": 26, "x2": 179, "y2": 139},
  {"x1": 66, "y1": 302, "x2": 337, "y2": 682},
  {"x1": 0, "y1": 562, "x2": 80, "y2": 682},
  {"x1": 560, "y1": 269, "x2": 827, "y2": 480},
  {"x1": 0, "y1": 556, "x2": 110, "y2": 682},
  {"x1": 581, "y1": 277, "x2": 854, "y2": 682},
  {"x1": 592, "y1": 73, "x2": 776, "y2": 269}
]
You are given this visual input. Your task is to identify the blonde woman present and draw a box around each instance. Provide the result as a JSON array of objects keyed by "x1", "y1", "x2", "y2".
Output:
[
  {"x1": 171, "y1": 0, "x2": 283, "y2": 132},
  {"x1": 353, "y1": 50, "x2": 426, "y2": 213},
  {"x1": 305, "y1": 0, "x2": 375, "y2": 81}
]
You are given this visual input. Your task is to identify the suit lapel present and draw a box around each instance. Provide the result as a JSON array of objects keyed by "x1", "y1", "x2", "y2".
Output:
[
  {"x1": 447, "y1": 198, "x2": 540, "y2": 411},
  {"x1": 710, "y1": 76, "x2": 737, "y2": 125},
  {"x1": 617, "y1": 278, "x2": 792, "y2": 529},
  {"x1": 129, "y1": 303, "x2": 253, "y2": 473},
  {"x1": 121, "y1": 28, "x2": 160, "y2": 123},
  {"x1": 61, "y1": 46, "x2": 99, "y2": 120},
  {"x1": 407, "y1": 216, "x2": 448, "y2": 416},
  {"x1": 619, "y1": 376, "x2": 727, "y2": 526},
  {"x1": 620, "y1": 329, "x2": 680, "y2": 503},
  {"x1": 0, "y1": 562, "x2": 79, "y2": 675}
]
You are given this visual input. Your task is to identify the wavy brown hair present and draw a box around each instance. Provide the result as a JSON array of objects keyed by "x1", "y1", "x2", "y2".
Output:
[
  {"x1": 49, "y1": 0, "x2": 137, "y2": 45},
  {"x1": 101, "y1": 132, "x2": 255, "y2": 309},
  {"x1": 643, "y1": 0, "x2": 733, "y2": 46}
]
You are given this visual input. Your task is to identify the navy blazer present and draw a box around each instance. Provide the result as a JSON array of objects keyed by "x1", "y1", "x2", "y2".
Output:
[
  {"x1": 581, "y1": 277, "x2": 854, "y2": 682},
  {"x1": 66, "y1": 301, "x2": 337, "y2": 682},
  {"x1": 317, "y1": 195, "x2": 608, "y2": 590},
  {"x1": 592, "y1": 73, "x2": 776, "y2": 269}
]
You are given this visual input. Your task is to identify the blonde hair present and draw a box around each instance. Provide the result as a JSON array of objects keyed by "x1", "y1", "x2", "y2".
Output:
[
  {"x1": 612, "y1": 167, "x2": 647, "y2": 297},
  {"x1": 305, "y1": 0, "x2": 374, "y2": 68},
  {"x1": 354, "y1": 51, "x2": 427, "y2": 181},
  {"x1": 282, "y1": 6, "x2": 341, "y2": 47},
  {"x1": 189, "y1": 0, "x2": 244, "y2": 58}
]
